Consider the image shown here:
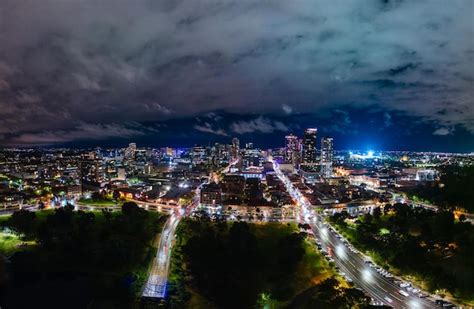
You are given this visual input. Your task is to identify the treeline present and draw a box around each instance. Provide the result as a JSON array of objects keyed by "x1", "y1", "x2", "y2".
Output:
[
  {"x1": 166, "y1": 215, "x2": 371, "y2": 309},
  {"x1": 330, "y1": 204, "x2": 474, "y2": 303},
  {"x1": 169, "y1": 218, "x2": 306, "y2": 308},
  {"x1": 288, "y1": 277, "x2": 372, "y2": 309},
  {"x1": 408, "y1": 165, "x2": 474, "y2": 213},
  {"x1": 0, "y1": 203, "x2": 165, "y2": 308}
]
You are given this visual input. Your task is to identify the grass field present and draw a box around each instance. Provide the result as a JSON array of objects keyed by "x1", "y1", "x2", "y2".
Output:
[
  {"x1": 0, "y1": 232, "x2": 22, "y2": 256},
  {"x1": 0, "y1": 232, "x2": 36, "y2": 256},
  {"x1": 0, "y1": 209, "x2": 121, "y2": 258}
]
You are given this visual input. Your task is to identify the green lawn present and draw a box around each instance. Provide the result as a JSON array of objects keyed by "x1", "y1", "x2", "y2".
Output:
[
  {"x1": 0, "y1": 232, "x2": 22, "y2": 256},
  {"x1": 0, "y1": 214, "x2": 11, "y2": 224},
  {"x1": 0, "y1": 231, "x2": 36, "y2": 256}
]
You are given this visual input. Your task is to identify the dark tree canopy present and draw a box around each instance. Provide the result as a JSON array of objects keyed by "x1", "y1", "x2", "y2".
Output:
[
  {"x1": 6, "y1": 209, "x2": 36, "y2": 236},
  {"x1": 289, "y1": 277, "x2": 371, "y2": 309}
]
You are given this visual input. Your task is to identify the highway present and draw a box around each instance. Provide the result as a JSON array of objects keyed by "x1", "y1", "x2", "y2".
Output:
[
  {"x1": 142, "y1": 213, "x2": 181, "y2": 298},
  {"x1": 312, "y1": 218, "x2": 435, "y2": 308},
  {"x1": 270, "y1": 158, "x2": 437, "y2": 308},
  {"x1": 142, "y1": 189, "x2": 201, "y2": 299},
  {"x1": 142, "y1": 164, "x2": 230, "y2": 299}
]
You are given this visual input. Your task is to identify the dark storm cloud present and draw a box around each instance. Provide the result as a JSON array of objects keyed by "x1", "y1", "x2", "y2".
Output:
[
  {"x1": 194, "y1": 122, "x2": 228, "y2": 137},
  {"x1": 5, "y1": 123, "x2": 159, "y2": 146},
  {"x1": 0, "y1": 0, "x2": 473, "y2": 145},
  {"x1": 230, "y1": 116, "x2": 289, "y2": 134}
]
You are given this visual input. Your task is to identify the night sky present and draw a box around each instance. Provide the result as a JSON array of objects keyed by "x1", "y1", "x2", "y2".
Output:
[{"x1": 0, "y1": 0, "x2": 473, "y2": 152}]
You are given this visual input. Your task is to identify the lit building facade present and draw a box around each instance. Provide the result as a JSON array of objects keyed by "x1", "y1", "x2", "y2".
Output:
[
  {"x1": 302, "y1": 128, "x2": 317, "y2": 163},
  {"x1": 320, "y1": 137, "x2": 334, "y2": 177},
  {"x1": 231, "y1": 137, "x2": 240, "y2": 159},
  {"x1": 285, "y1": 134, "x2": 301, "y2": 165}
]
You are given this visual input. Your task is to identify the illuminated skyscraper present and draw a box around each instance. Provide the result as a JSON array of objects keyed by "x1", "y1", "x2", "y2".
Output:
[
  {"x1": 320, "y1": 137, "x2": 334, "y2": 177},
  {"x1": 321, "y1": 137, "x2": 333, "y2": 163},
  {"x1": 302, "y1": 128, "x2": 317, "y2": 163},
  {"x1": 231, "y1": 137, "x2": 240, "y2": 159},
  {"x1": 124, "y1": 142, "x2": 137, "y2": 162},
  {"x1": 285, "y1": 134, "x2": 301, "y2": 165}
]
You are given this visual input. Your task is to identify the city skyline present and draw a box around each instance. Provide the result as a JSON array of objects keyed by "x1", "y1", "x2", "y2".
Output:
[
  {"x1": 1, "y1": 132, "x2": 472, "y2": 308},
  {"x1": 1, "y1": 128, "x2": 472, "y2": 155},
  {"x1": 0, "y1": 1, "x2": 473, "y2": 152},
  {"x1": 1, "y1": 1, "x2": 473, "y2": 308}
]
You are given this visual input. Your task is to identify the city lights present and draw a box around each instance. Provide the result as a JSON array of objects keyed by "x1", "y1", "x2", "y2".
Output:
[{"x1": 0, "y1": 1, "x2": 471, "y2": 307}]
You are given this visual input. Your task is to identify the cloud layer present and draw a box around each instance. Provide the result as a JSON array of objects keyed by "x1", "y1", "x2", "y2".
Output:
[
  {"x1": 0, "y1": 0, "x2": 472, "y2": 146},
  {"x1": 7, "y1": 123, "x2": 157, "y2": 146}
]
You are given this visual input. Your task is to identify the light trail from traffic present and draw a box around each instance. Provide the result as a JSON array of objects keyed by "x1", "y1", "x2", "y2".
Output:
[
  {"x1": 142, "y1": 213, "x2": 181, "y2": 298},
  {"x1": 142, "y1": 184, "x2": 202, "y2": 299},
  {"x1": 270, "y1": 157, "x2": 437, "y2": 308}
]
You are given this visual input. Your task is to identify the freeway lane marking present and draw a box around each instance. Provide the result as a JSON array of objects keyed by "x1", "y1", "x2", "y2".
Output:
[
  {"x1": 315, "y1": 221, "x2": 435, "y2": 308},
  {"x1": 311, "y1": 224, "x2": 391, "y2": 306},
  {"x1": 311, "y1": 223, "x2": 418, "y2": 308},
  {"x1": 273, "y1": 162, "x2": 435, "y2": 308}
]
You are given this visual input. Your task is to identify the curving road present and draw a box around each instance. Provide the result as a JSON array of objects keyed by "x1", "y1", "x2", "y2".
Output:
[
  {"x1": 142, "y1": 189, "x2": 201, "y2": 299},
  {"x1": 270, "y1": 158, "x2": 437, "y2": 308},
  {"x1": 142, "y1": 213, "x2": 181, "y2": 298},
  {"x1": 142, "y1": 160, "x2": 233, "y2": 300}
]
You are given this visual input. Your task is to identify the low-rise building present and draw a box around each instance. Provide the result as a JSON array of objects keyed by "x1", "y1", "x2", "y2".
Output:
[{"x1": 200, "y1": 182, "x2": 222, "y2": 206}]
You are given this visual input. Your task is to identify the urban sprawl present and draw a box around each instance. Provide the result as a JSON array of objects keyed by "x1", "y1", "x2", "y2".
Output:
[{"x1": 1, "y1": 129, "x2": 473, "y2": 307}]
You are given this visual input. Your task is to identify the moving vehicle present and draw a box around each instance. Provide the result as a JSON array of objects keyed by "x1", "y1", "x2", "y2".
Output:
[
  {"x1": 384, "y1": 296, "x2": 393, "y2": 304},
  {"x1": 399, "y1": 290, "x2": 409, "y2": 297}
]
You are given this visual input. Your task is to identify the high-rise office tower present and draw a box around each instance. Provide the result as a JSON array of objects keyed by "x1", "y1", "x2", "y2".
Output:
[
  {"x1": 285, "y1": 134, "x2": 301, "y2": 165},
  {"x1": 320, "y1": 137, "x2": 334, "y2": 177},
  {"x1": 320, "y1": 137, "x2": 333, "y2": 162},
  {"x1": 302, "y1": 128, "x2": 317, "y2": 163},
  {"x1": 231, "y1": 137, "x2": 240, "y2": 159},
  {"x1": 124, "y1": 142, "x2": 137, "y2": 162}
]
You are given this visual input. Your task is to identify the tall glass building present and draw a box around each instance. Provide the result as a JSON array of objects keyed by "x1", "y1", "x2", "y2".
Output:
[{"x1": 302, "y1": 128, "x2": 317, "y2": 163}]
